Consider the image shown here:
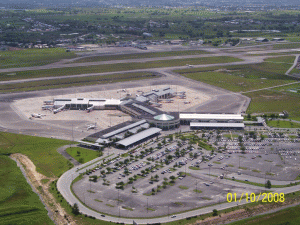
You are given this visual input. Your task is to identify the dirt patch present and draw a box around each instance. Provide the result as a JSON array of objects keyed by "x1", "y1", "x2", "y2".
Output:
[{"x1": 10, "y1": 153, "x2": 76, "y2": 225}]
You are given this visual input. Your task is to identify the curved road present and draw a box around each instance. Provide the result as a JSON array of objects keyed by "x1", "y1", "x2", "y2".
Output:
[{"x1": 57, "y1": 153, "x2": 300, "y2": 224}]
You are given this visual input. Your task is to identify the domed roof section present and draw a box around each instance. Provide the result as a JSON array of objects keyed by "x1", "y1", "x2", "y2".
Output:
[{"x1": 154, "y1": 114, "x2": 174, "y2": 121}]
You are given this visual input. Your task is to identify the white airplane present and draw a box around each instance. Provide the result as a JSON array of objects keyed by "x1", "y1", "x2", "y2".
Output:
[
  {"x1": 87, "y1": 124, "x2": 97, "y2": 131},
  {"x1": 31, "y1": 113, "x2": 44, "y2": 118}
]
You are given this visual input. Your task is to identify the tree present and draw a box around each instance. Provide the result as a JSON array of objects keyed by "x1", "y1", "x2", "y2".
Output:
[
  {"x1": 72, "y1": 203, "x2": 80, "y2": 215},
  {"x1": 89, "y1": 175, "x2": 97, "y2": 182},
  {"x1": 212, "y1": 209, "x2": 218, "y2": 216},
  {"x1": 170, "y1": 176, "x2": 176, "y2": 183},
  {"x1": 265, "y1": 180, "x2": 272, "y2": 189},
  {"x1": 78, "y1": 158, "x2": 84, "y2": 164}
]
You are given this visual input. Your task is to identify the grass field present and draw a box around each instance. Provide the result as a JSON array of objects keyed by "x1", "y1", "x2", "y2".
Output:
[
  {"x1": 0, "y1": 132, "x2": 73, "y2": 177},
  {"x1": 0, "y1": 48, "x2": 76, "y2": 69},
  {"x1": 175, "y1": 56, "x2": 297, "y2": 93},
  {"x1": 266, "y1": 120, "x2": 300, "y2": 128},
  {"x1": 273, "y1": 42, "x2": 300, "y2": 49},
  {"x1": 0, "y1": 56, "x2": 241, "y2": 81},
  {"x1": 66, "y1": 147, "x2": 101, "y2": 164},
  {"x1": 245, "y1": 88, "x2": 300, "y2": 119},
  {"x1": 0, "y1": 72, "x2": 158, "y2": 93},
  {"x1": 72, "y1": 50, "x2": 210, "y2": 63},
  {"x1": 229, "y1": 205, "x2": 300, "y2": 225},
  {"x1": 0, "y1": 155, "x2": 54, "y2": 225}
]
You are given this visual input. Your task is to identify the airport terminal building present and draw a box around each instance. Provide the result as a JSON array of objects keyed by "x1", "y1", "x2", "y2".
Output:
[{"x1": 43, "y1": 87, "x2": 244, "y2": 149}]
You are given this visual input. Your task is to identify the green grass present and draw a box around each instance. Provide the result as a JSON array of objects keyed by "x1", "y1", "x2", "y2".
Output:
[
  {"x1": 245, "y1": 88, "x2": 300, "y2": 119},
  {"x1": 252, "y1": 169, "x2": 261, "y2": 173},
  {"x1": 41, "y1": 179, "x2": 50, "y2": 184},
  {"x1": 105, "y1": 204, "x2": 115, "y2": 208},
  {"x1": 213, "y1": 161, "x2": 221, "y2": 164},
  {"x1": 193, "y1": 189, "x2": 202, "y2": 193},
  {"x1": 176, "y1": 56, "x2": 298, "y2": 93},
  {"x1": 0, "y1": 48, "x2": 77, "y2": 69},
  {"x1": 0, "y1": 155, "x2": 54, "y2": 225},
  {"x1": 188, "y1": 166, "x2": 201, "y2": 170},
  {"x1": 239, "y1": 167, "x2": 248, "y2": 170},
  {"x1": 0, "y1": 56, "x2": 241, "y2": 82},
  {"x1": 66, "y1": 147, "x2": 101, "y2": 164},
  {"x1": 0, "y1": 72, "x2": 158, "y2": 93},
  {"x1": 178, "y1": 185, "x2": 189, "y2": 190},
  {"x1": 174, "y1": 202, "x2": 184, "y2": 206},
  {"x1": 197, "y1": 141, "x2": 214, "y2": 151},
  {"x1": 0, "y1": 132, "x2": 73, "y2": 177},
  {"x1": 273, "y1": 42, "x2": 300, "y2": 49},
  {"x1": 94, "y1": 199, "x2": 103, "y2": 202},
  {"x1": 72, "y1": 50, "x2": 210, "y2": 63},
  {"x1": 227, "y1": 164, "x2": 235, "y2": 167},
  {"x1": 229, "y1": 204, "x2": 300, "y2": 225},
  {"x1": 266, "y1": 120, "x2": 300, "y2": 128},
  {"x1": 122, "y1": 206, "x2": 133, "y2": 211},
  {"x1": 146, "y1": 207, "x2": 156, "y2": 211}
]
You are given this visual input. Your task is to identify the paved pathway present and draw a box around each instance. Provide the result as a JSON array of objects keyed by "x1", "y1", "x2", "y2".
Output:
[{"x1": 57, "y1": 144, "x2": 81, "y2": 166}]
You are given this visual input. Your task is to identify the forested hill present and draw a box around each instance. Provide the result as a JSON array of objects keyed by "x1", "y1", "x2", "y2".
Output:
[{"x1": 1, "y1": 0, "x2": 300, "y2": 8}]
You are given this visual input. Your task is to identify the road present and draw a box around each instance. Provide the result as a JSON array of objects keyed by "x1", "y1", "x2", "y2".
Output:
[{"x1": 285, "y1": 54, "x2": 300, "y2": 75}]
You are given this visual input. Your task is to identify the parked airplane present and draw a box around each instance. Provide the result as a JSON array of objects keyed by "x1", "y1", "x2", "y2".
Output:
[
  {"x1": 87, "y1": 123, "x2": 97, "y2": 131},
  {"x1": 31, "y1": 113, "x2": 44, "y2": 118}
]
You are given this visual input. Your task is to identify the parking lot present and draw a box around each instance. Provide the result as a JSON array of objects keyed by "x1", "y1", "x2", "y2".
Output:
[{"x1": 72, "y1": 133, "x2": 269, "y2": 217}]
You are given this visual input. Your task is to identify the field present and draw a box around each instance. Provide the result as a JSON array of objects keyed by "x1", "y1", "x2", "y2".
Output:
[
  {"x1": 0, "y1": 132, "x2": 73, "y2": 177},
  {"x1": 66, "y1": 147, "x2": 101, "y2": 163},
  {"x1": 0, "y1": 48, "x2": 77, "y2": 69},
  {"x1": 0, "y1": 72, "x2": 158, "y2": 93},
  {"x1": 266, "y1": 120, "x2": 300, "y2": 128},
  {"x1": 245, "y1": 88, "x2": 300, "y2": 119},
  {"x1": 273, "y1": 42, "x2": 300, "y2": 49},
  {"x1": 0, "y1": 56, "x2": 241, "y2": 81},
  {"x1": 0, "y1": 155, "x2": 54, "y2": 225},
  {"x1": 229, "y1": 205, "x2": 300, "y2": 225},
  {"x1": 72, "y1": 50, "x2": 209, "y2": 63},
  {"x1": 175, "y1": 56, "x2": 297, "y2": 93}
]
